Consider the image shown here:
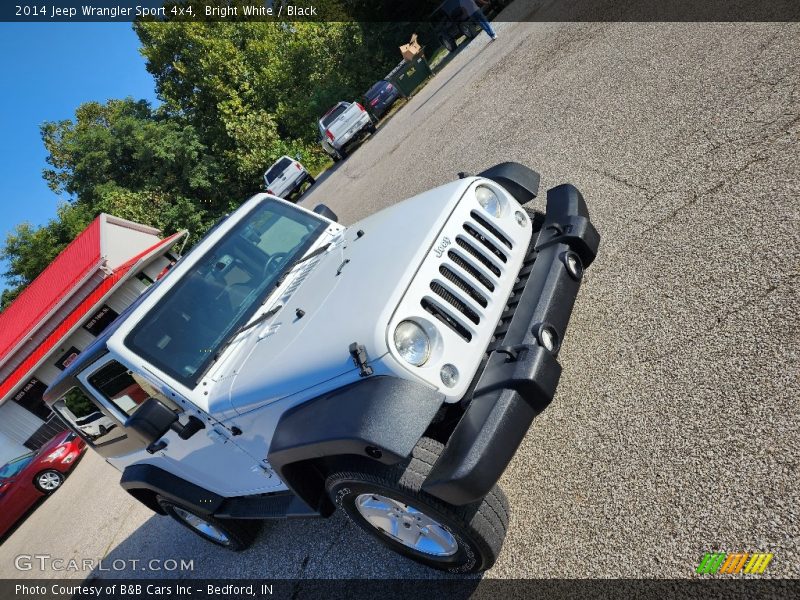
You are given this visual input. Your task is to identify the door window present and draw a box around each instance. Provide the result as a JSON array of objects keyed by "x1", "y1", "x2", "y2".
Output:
[{"x1": 87, "y1": 360, "x2": 153, "y2": 417}]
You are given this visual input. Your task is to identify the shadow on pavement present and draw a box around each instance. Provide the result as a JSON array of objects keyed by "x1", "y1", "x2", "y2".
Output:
[
  {"x1": 412, "y1": 36, "x2": 489, "y2": 116},
  {"x1": 87, "y1": 511, "x2": 484, "y2": 582}
]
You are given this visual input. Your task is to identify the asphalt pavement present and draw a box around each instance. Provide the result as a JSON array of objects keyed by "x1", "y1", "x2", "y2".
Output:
[{"x1": 1, "y1": 15, "x2": 798, "y2": 581}]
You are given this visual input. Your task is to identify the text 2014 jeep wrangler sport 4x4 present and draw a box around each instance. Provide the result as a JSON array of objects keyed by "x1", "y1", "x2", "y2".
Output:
[{"x1": 44, "y1": 163, "x2": 599, "y2": 573}]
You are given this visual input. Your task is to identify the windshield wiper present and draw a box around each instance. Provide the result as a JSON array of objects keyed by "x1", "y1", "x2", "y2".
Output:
[
  {"x1": 213, "y1": 304, "x2": 283, "y2": 360},
  {"x1": 208, "y1": 243, "x2": 331, "y2": 364},
  {"x1": 273, "y1": 242, "x2": 331, "y2": 289}
]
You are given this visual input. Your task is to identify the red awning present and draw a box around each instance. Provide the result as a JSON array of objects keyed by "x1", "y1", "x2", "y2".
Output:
[
  {"x1": 0, "y1": 217, "x2": 102, "y2": 362},
  {"x1": 0, "y1": 232, "x2": 183, "y2": 400}
]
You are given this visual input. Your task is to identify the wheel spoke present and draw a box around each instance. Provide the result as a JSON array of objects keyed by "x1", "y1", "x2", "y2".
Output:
[
  {"x1": 354, "y1": 493, "x2": 458, "y2": 557},
  {"x1": 388, "y1": 516, "x2": 401, "y2": 539},
  {"x1": 421, "y1": 525, "x2": 457, "y2": 555},
  {"x1": 40, "y1": 473, "x2": 61, "y2": 489},
  {"x1": 172, "y1": 507, "x2": 229, "y2": 544},
  {"x1": 396, "y1": 522, "x2": 422, "y2": 547},
  {"x1": 357, "y1": 496, "x2": 393, "y2": 517},
  {"x1": 356, "y1": 497, "x2": 396, "y2": 533}
]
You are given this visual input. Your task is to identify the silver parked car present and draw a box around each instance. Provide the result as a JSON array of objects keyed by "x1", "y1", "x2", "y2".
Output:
[
  {"x1": 318, "y1": 101, "x2": 375, "y2": 162},
  {"x1": 264, "y1": 155, "x2": 315, "y2": 201}
]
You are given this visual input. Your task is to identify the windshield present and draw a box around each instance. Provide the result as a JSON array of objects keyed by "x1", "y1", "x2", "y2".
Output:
[
  {"x1": 125, "y1": 200, "x2": 326, "y2": 387},
  {"x1": 0, "y1": 453, "x2": 35, "y2": 480},
  {"x1": 321, "y1": 103, "x2": 348, "y2": 128},
  {"x1": 264, "y1": 157, "x2": 292, "y2": 184}
]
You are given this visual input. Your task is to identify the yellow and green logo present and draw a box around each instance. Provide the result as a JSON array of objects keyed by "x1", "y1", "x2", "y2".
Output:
[{"x1": 696, "y1": 552, "x2": 773, "y2": 574}]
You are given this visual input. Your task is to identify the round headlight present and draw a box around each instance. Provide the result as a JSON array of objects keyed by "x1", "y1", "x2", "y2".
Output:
[
  {"x1": 476, "y1": 186, "x2": 502, "y2": 217},
  {"x1": 393, "y1": 321, "x2": 431, "y2": 366},
  {"x1": 440, "y1": 364, "x2": 459, "y2": 388}
]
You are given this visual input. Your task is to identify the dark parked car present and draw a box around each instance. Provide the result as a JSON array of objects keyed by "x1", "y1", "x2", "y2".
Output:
[
  {"x1": 0, "y1": 431, "x2": 86, "y2": 538},
  {"x1": 363, "y1": 80, "x2": 401, "y2": 119}
]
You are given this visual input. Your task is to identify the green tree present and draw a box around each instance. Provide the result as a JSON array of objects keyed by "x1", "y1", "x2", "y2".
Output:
[
  {"x1": 133, "y1": 19, "x2": 413, "y2": 160},
  {"x1": 42, "y1": 98, "x2": 221, "y2": 211},
  {"x1": 1, "y1": 202, "x2": 94, "y2": 309},
  {"x1": 64, "y1": 388, "x2": 95, "y2": 419},
  {"x1": 2, "y1": 18, "x2": 436, "y2": 310},
  {"x1": 40, "y1": 97, "x2": 223, "y2": 234},
  {"x1": 1, "y1": 98, "x2": 217, "y2": 311}
]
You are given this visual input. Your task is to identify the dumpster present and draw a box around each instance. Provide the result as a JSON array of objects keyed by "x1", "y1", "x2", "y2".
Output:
[{"x1": 386, "y1": 56, "x2": 432, "y2": 97}]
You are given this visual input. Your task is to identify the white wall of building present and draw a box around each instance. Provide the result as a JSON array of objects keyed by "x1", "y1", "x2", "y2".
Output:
[
  {"x1": 0, "y1": 401, "x2": 43, "y2": 463},
  {"x1": 0, "y1": 431, "x2": 28, "y2": 465},
  {"x1": 33, "y1": 327, "x2": 97, "y2": 386},
  {"x1": 102, "y1": 216, "x2": 161, "y2": 271}
]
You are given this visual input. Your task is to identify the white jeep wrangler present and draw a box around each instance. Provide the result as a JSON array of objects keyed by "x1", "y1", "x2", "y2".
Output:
[{"x1": 44, "y1": 163, "x2": 599, "y2": 573}]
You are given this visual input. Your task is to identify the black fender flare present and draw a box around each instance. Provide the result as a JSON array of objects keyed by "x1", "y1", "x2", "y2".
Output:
[
  {"x1": 120, "y1": 464, "x2": 225, "y2": 516},
  {"x1": 267, "y1": 376, "x2": 444, "y2": 512},
  {"x1": 477, "y1": 162, "x2": 541, "y2": 205}
]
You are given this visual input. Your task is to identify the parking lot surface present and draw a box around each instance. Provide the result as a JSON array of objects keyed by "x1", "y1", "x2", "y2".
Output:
[{"x1": 1, "y1": 16, "x2": 798, "y2": 580}]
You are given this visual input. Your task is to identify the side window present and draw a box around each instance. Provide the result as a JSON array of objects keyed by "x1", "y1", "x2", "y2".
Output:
[
  {"x1": 51, "y1": 363, "x2": 180, "y2": 460},
  {"x1": 51, "y1": 388, "x2": 125, "y2": 447},
  {"x1": 87, "y1": 361, "x2": 151, "y2": 417}
]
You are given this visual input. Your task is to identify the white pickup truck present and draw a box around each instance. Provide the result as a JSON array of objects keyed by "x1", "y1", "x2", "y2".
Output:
[
  {"x1": 318, "y1": 101, "x2": 376, "y2": 162},
  {"x1": 44, "y1": 163, "x2": 599, "y2": 573},
  {"x1": 263, "y1": 155, "x2": 315, "y2": 201}
]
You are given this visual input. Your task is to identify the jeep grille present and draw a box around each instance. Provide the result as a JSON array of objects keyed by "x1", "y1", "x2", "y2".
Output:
[{"x1": 422, "y1": 214, "x2": 514, "y2": 342}]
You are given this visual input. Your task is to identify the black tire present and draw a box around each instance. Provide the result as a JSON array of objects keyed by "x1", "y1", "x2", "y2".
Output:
[
  {"x1": 323, "y1": 144, "x2": 338, "y2": 162},
  {"x1": 459, "y1": 22, "x2": 476, "y2": 39},
  {"x1": 439, "y1": 34, "x2": 456, "y2": 53},
  {"x1": 325, "y1": 437, "x2": 509, "y2": 573},
  {"x1": 307, "y1": 176, "x2": 316, "y2": 186},
  {"x1": 98, "y1": 425, "x2": 107, "y2": 436},
  {"x1": 156, "y1": 496, "x2": 260, "y2": 551},
  {"x1": 34, "y1": 469, "x2": 65, "y2": 494}
]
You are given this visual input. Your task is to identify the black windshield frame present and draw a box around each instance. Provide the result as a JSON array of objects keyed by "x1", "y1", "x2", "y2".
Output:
[{"x1": 124, "y1": 200, "x2": 327, "y2": 388}]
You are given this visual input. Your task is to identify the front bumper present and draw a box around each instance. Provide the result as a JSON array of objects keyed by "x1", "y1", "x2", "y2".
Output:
[{"x1": 422, "y1": 183, "x2": 600, "y2": 505}]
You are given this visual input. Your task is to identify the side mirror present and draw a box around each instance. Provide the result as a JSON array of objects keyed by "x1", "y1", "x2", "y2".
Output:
[
  {"x1": 313, "y1": 204, "x2": 338, "y2": 222},
  {"x1": 295, "y1": 153, "x2": 302, "y2": 161},
  {"x1": 126, "y1": 397, "x2": 205, "y2": 453}
]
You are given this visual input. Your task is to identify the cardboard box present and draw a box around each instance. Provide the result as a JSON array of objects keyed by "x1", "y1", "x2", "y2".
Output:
[{"x1": 400, "y1": 33, "x2": 423, "y2": 62}]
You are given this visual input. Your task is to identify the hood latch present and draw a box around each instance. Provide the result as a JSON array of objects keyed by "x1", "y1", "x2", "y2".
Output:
[{"x1": 349, "y1": 342, "x2": 373, "y2": 377}]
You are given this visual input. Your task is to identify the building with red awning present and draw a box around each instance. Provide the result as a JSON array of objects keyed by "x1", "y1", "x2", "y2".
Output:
[{"x1": 0, "y1": 214, "x2": 185, "y2": 464}]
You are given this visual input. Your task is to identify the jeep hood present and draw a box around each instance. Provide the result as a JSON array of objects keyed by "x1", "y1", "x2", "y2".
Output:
[{"x1": 219, "y1": 179, "x2": 470, "y2": 415}]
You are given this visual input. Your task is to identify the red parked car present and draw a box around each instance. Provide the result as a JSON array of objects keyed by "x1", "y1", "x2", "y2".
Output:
[{"x1": 0, "y1": 431, "x2": 86, "y2": 539}]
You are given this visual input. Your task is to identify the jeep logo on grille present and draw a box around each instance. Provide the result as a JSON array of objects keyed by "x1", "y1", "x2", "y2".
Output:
[{"x1": 433, "y1": 236, "x2": 451, "y2": 258}]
